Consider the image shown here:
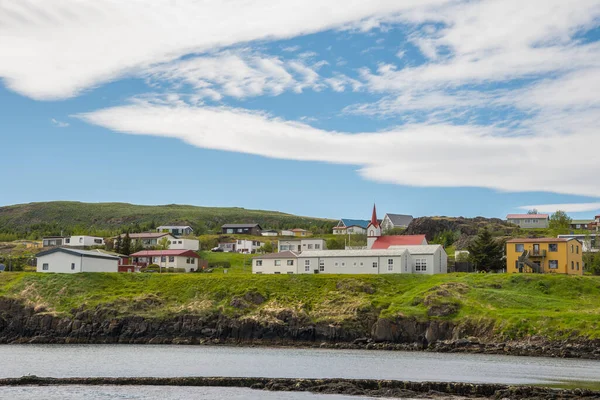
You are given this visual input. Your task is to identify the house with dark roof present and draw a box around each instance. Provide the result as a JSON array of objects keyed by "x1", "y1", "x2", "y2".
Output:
[
  {"x1": 332, "y1": 219, "x2": 370, "y2": 235},
  {"x1": 36, "y1": 247, "x2": 119, "y2": 273},
  {"x1": 221, "y1": 223, "x2": 262, "y2": 236},
  {"x1": 381, "y1": 213, "x2": 414, "y2": 231}
]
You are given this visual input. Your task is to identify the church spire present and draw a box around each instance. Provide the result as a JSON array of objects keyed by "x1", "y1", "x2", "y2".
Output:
[{"x1": 370, "y1": 203, "x2": 379, "y2": 228}]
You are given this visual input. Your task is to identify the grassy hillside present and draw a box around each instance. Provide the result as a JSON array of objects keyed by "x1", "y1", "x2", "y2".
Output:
[
  {"x1": 1, "y1": 272, "x2": 598, "y2": 340},
  {"x1": 0, "y1": 201, "x2": 335, "y2": 239}
]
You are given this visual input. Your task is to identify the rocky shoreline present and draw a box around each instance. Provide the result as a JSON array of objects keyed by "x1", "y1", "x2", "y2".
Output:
[
  {"x1": 1, "y1": 376, "x2": 599, "y2": 399},
  {"x1": 1, "y1": 297, "x2": 598, "y2": 360}
]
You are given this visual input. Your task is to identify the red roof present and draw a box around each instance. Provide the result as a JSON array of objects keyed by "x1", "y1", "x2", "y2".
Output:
[
  {"x1": 371, "y1": 235, "x2": 426, "y2": 249},
  {"x1": 130, "y1": 249, "x2": 199, "y2": 258},
  {"x1": 506, "y1": 214, "x2": 549, "y2": 219}
]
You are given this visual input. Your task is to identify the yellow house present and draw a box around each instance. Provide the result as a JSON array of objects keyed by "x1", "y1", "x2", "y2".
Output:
[
  {"x1": 291, "y1": 229, "x2": 312, "y2": 237},
  {"x1": 506, "y1": 238, "x2": 583, "y2": 275}
]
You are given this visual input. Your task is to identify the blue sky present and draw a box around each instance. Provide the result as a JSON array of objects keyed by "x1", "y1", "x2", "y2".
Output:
[{"x1": 2, "y1": 1, "x2": 600, "y2": 220}]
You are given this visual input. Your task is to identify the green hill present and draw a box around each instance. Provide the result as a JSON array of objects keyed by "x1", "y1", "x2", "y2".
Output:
[{"x1": 0, "y1": 201, "x2": 335, "y2": 239}]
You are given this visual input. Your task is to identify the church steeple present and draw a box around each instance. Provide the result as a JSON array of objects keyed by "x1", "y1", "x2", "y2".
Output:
[{"x1": 367, "y1": 204, "x2": 381, "y2": 249}]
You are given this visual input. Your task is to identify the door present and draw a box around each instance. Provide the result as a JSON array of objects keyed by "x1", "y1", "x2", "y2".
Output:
[{"x1": 533, "y1": 244, "x2": 540, "y2": 255}]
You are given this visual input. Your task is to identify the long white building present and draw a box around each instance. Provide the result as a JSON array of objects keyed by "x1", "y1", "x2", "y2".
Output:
[
  {"x1": 36, "y1": 248, "x2": 119, "y2": 273},
  {"x1": 252, "y1": 245, "x2": 447, "y2": 275}
]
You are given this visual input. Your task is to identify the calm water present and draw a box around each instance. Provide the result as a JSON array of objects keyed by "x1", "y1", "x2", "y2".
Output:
[{"x1": 0, "y1": 345, "x2": 598, "y2": 399}]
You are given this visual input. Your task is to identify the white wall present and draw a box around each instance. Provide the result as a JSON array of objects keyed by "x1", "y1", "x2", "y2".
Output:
[
  {"x1": 236, "y1": 239, "x2": 263, "y2": 253},
  {"x1": 297, "y1": 253, "x2": 407, "y2": 275},
  {"x1": 146, "y1": 255, "x2": 198, "y2": 272},
  {"x1": 407, "y1": 248, "x2": 447, "y2": 275},
  {"x1": 168, "y1": 238, "x2": 200, "y2": 251},
  {"x1": 346, "y1": 226, "x2": 366, "y2": 234},
  {"x1": 280, "y1": 230, "x2": 294, "y2": 236},
  {"x1": 252, "y1": 257, "x2": 297, "y2": 274},
  {"x1": 65, "y1": 236, "x2": 105, "y2": 247},
  {"x1": 278, "y1": 239, "x2": 326, "y2": 252},
  {"x1": 37, "y1": 252, "x2": 118, "y2": 273}
]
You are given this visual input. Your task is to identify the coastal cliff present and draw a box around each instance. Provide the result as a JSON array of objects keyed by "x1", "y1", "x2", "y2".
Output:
[{"x1": 0, "y1": 273, "x2": 599, "y2": 358}]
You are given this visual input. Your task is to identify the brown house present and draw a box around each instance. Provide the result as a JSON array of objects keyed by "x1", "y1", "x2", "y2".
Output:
[{"x1": 221, "y1": 223, "x2": 262, "y2": 236}]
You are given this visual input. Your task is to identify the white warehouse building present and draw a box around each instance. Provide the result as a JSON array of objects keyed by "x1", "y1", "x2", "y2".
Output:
[
  {"x1": 36, "y1": 248, "x2": 119, "y2": 273},
  {"x1": 252, "y1": 245, "x2": 447, "y2": 275}
]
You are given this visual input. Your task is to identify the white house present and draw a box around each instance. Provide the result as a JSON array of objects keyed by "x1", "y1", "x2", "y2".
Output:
[
  {"x1": 235, "y1": 239, "x2": 264, "y2": 253},
  {"x1": 278, "y1": 238, "x2": 327, "y2": 252},
  {"x1": 130, "y1": 249, "x2": 202, "y2": 272},
  {"x1": 118, "y1": 233, "x2": 177, "y2": 249},
  {"x1": 261, "y1": 230, "x2": 279, "y2": 237},
  {"x1": 157, "y1": 225, "x2": 194, "y2": 236},
  {"x1": 558, "y1": 234, "x2": 599, "y2": 252},
  {"x1": 280, "y1": 230, "x2": 295, "y2": 236},
  {"x1": 332, "y1": 219, "x2": 370, "y2": 235},
  {"x1": 64, "y1": 235, "x2": 105, "y2": 247},
  {"x1": 167, "y1": 238, "x2": 200, "y2": 251},
  {"x1": 252, "y1": 245, "x2": 447, "y2": 275},
  {"x1": 252, "y1": 251, "x2": 299, "y2": 274},
  {"x1": 506, "y1": 214, "x2": 550, "y2": 229},
  {"x1": 36, "y1": 248, "x2": 119, "y2": 273},
  {"x1": 381, "y1": 213, "x2": 414, "y2": 231}
]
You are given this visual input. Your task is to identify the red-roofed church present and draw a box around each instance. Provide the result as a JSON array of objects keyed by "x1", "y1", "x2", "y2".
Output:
[{"x1": 366, "y1": 204, "x2": 427, "y2": 250}]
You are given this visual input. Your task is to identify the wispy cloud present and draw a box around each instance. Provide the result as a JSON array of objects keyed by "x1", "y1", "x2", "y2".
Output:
[
  {"x1": 77, "y1": 99, "x2": 600, "y2": 197},
  {"x1": 0, "y1": 0, "x2": 449, "y2": 100},
  {"x1": 50, "y1": 118, "x2": 69, "y2": 128},
  {"x1": 519, "y1": 203, "x2": 600, "y2": 213}
]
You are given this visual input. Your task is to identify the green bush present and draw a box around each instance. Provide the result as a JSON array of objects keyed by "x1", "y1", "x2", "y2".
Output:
[{"x1": 208, "y1": 261, "x2": 231, "y2": 269}]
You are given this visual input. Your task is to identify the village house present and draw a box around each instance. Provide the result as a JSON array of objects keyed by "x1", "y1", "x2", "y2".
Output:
[
  {"x1": 64, "y1": 235, "x2": 105, "y2": 248},
  {"x1": 366, "y1": 205, "x2": 427, "y2": 249},
  {"x1": 291, "y1": 228, "x2": 312, "y2": 237},
  {"x1": 36, "y1": 247, "x2": 119, "y2": 273},
  {"x1": 221, "y1": 223, "x2": 262, "y2": 236},
  {"x1": 332, "y1": 219, "x2": 370, "y2": 235},
  {"x1": 167, "y1": 237, "x2": 200, "y2": 251},
  {"x1": 506, "y1": 237, "x2": 583, "y2": 275},
  {"x1": 261, "y1": 230, "x2": 279, "y2": 237},
  {"x1": 278, "y1": 238, "x2": 327, "y2": 252},
  {"x1": 117, "y1": 232, "x2": 177, "y2": 248},
  {"x1": 569, "y1": 220, "x2": 596, "y2": 231},
  {"x1": 558, "y1": 234, "x2": 600, "y2": 252},
  {"x1": 380, "y1": 213, "x2": 414, "y2": 231},
  {"x1": 280, "y1": 229, "x2": 295, "y2": 236},
  {"x1": 156, "y1": 225, "x2": 194, "y2": 236},
  {"x1": 252, "y1": 245, "x2": 447, "y2": 275},
  {"x1": 129, "y1": 249, "x2": 204, "y2": 272},
  {"x1": 234, "y1": 239, "x2": 264, "y2": 253},
  {"x1": 42, "y1": 236, "x2": 66, "y2": 247},
  {"x1": 217, "y1": 241, "x2": 237, "y2": 252},
  {"x1": 506, "y1": 214, "x2": 550, "y2": 229}
]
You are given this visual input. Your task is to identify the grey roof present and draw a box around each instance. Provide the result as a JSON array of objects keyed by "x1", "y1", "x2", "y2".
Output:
[
  {"x1": 222, "y1": 223, "x2": 262, "y2": 229},
  {"x1": 36, "y1": 247, "x2": 120, "y2": 260},
  {"x1": 384, "y1": 213, "x2": 414, "y2": 227},
  {"x1": 253, "y1": 251, "x2": 298, "y2": 259}
]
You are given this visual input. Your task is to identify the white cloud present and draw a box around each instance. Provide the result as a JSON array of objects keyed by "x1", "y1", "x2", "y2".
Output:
[
  {"x1": 77, "y1": 100, "x2": 600, "y2": 197},
  {"x1": 50, "y1": 118, "x2": 69, "y2": 128},
  {"x1": 0, "y1": 0, "x2": 451, "y2": 100},
  {"x1": 519, "y1": 203, "x2": 600, "y2": 214}
]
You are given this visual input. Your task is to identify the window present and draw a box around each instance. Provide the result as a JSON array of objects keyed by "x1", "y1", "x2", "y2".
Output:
[
  {"x1": 190, "y1": 258, "x2": 195, "y2": 264},
  {"x1": 274, "y1": 271, "x2": 281, "y2": 274},
  {"x1": 576, "y1": 245, "x2": 579, "y2": 254},
  {"x1": 571, "y1": 261, "x2": 574, "y2": 270},
  {"x1": 287, "y1": 272, "x2": 294, "y2": 274},
  {"x1": 319, "y1": 260, "x2": 325, "y2": 272},
  {"x1": 71, "y1": 263, "x2": 75, "y2": 270},
  {"x1": 549, "y1": 260, "x2": 559, "y2": 269},
  {"x1": 307, "y1": 244, "x2": 313, "y2": 249},
  {"x1": 65, "y1": 238, "x2": 70, "y2": 244},
  {"x1": 360, "y1": 262, "x2": 363, "y2": 266},
  {"x1": 388, "y1": 259, "x2": 394, "y2": 271},
  {"x1": 256, "y1": 260, "x2": 262, "y2": 266},
  {"x1": 548, "y1": 244, "x2": 558, "y2": 252},
  {"x1": 576, "y1": 262, "x2": 580, "y2": 271},
  {"x1": 153, "y1": 257, "x2": 159, "y2": 263},
  {"x1": 372, "y1": 261, "x2": 378, "y2": 269},
  {"x1": 334, "y1": 262, "x2": 338, "y2": 267},
  {"x1": 161, "y1": 256, "x2": 166, "y2": 262},
  {"x1": 571, "y1": 244, "x2": 574, "y2": 253},
  {"x1": 169, "y1": 256, "x2": 175, "y2": 262},
  {"x1": 186, "y1": 258, "x2": 190, "y2": 264},
  {"x1": 305, "y1": 260, "x2": 310, "y2": 272},
  {"x1": 287, "y1": 260, "x2": 294, "y2": 266},
  {"x1": 178, "y1": 241, "x2": 182, "y2": 244},
  {"x1": 341, "y1": 262, "x2": 345, "y2": 267},
  {"x1": 274, "y1": 260, "x2": 281, "y2": 266},
  {"x1": 255, "y1": 272, "x2": 263, "y2": 274},
  {"x1": 315, "y1": 244, "x2": 320, "y2": 249},
  {"x1": 238, "y1": 229, "x2": 243, "y2": 233},
  {"x1": 94, "y1": 239, "x2": 102, "y2": 244},
  {"x1": 42, "y1": 263, "x2": 49, "y2": 270},
  {"x1": 515, "y1": 244, "x2": 524, "y2": 252},
  {"x1": 416, "y1": 259, "x2": 427, "y2": 271}
]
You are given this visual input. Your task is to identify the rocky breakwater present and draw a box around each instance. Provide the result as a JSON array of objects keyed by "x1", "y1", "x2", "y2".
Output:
[
  {"x1": 0, "y1": 295, "x2": 598, "y2": 360},
  {"x1": 1, "y1": 376, "x2": 599, "y2": 399}
]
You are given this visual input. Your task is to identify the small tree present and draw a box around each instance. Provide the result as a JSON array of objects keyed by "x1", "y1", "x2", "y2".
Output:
[
  {"x1": 121, "y1": 232, "x2": 132, "y2": 255},
  {"x1": 132, "y1": 239, "x2": 144, "y2": 253},
  {"x1": 157, "y1": 236, "x2": 170, "y2": 250},
  {"x1": 549, "y1": 210, "x2": 572, "y2": 234},
  {"x1": 259, "y1": 241, "x2": 273, "y2": 253},
  {"x1": 113, "y1": 235, "x2": 122, "y2": 254},
  {"x1": 467, "y1": 228, "x2": 504, "y2": 272},
  {"x1": 527, "y1": 209, "x2": 539, "y2": 214}
]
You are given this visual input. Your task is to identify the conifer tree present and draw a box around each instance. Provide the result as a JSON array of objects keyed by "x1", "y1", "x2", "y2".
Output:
[
  {"x1": 121, "y1": 232, "x2": 132, "y2": 255},
  {"x1": 467, "y1": 228, "x2": 504, "y2": 272},
  {"x1": 114, "y1": 235, "x2": 122, "y2": 254}
]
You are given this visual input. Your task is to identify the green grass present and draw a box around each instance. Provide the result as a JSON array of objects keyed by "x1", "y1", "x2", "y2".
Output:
[{"x1": 1, "y1": 272, "x2": 599, "y2": 340}]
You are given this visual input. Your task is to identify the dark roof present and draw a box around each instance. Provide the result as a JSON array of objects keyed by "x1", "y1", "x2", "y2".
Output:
[
  {"x1": 36, "y1": 247, "x2": 119, "y2": 260},
  {"x1": 253, "y1": 251, "x2": 298, "y2": 259},
  {"x1": 222, "y1": 223, "x2": 262, "y2": 229},
  {"x1": 338, "y1": 219, "x2": 370, "y2": 229},
  {"x1": 384, "y1": 213, "x2": 414, "y2": 227}
]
